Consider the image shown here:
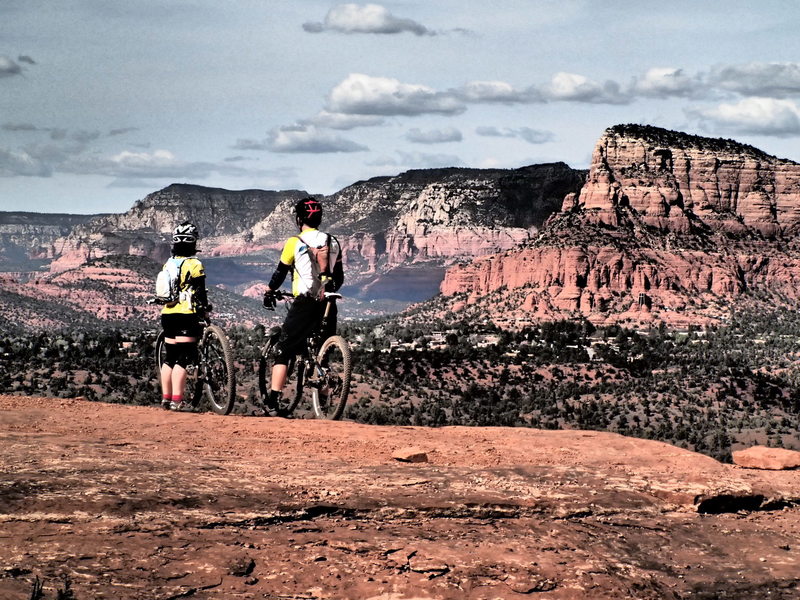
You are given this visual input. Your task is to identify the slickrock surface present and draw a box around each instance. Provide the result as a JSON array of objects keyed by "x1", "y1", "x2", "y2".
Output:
[
  {"x1": 733, "y1": 446, "x2": 800, "y2": 470},
  {"x1": 2, "y1": 395, "x2": 799, "y2": 599},
  {"x1": 441, "y1": 125, "x2": 800, "y2": 327}
]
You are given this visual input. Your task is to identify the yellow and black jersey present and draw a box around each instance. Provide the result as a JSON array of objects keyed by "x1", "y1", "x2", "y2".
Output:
[{"x1": 161, "y1": 256, "x2": 206, "y2": 315}]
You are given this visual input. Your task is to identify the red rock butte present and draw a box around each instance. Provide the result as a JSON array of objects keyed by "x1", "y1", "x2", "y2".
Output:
[{"x1": 441, "y1": 124, "x2": 800, "y2": 327}]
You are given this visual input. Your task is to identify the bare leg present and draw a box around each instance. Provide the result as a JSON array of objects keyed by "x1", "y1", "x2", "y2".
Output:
[
  {"x1": 171, "y1": 365, "x2": 188, "y2": 399},
  {"x1": 168, "y1": 336, "x2": 196, "y2": 404},
  {"x1": 160, "y1": 337, "x2": 177, "y2": 400},
  {"x1": 271, "y1": 364, "x2": 287, "y2": 393},
  {"x1": 160, "y1": 363, "x2": 173, "y2": 397}
]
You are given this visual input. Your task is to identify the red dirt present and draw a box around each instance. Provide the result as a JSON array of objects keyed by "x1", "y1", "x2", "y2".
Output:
[{"x1": 1, "y1": 395, "x2": 799, "y2": 599}]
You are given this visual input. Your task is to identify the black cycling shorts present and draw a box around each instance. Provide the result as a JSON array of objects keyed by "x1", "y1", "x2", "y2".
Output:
[
  {"x1": 161, "y1": 313, "x2": 203, "y2": 339},
  {"x1": 274, "y1": 296, "x2": 337, "y2": 364}
]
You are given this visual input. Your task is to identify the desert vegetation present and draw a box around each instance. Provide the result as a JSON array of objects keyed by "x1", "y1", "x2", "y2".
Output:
[{"x1": 2, "y1": 307, "x2": 800, "y2": 463}]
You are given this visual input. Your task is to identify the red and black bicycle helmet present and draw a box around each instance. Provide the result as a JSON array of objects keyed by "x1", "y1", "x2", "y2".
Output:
[{"x1": 295, "y1": 197, "x2": 323, "y2": 228}]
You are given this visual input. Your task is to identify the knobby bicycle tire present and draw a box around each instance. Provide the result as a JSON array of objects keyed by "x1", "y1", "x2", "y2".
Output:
[
  {"x1": 154, "y1": 331, "x2": 166, "y2": 378},
  {"x1": 311, "y1": 335, "x2": 351, "y2": 420},
  {"x1": 258, "y1": 339, "x2": 304, "y2": 415},
  {"x1": 199, "y1": 324, "x2": 236, "y2": 415},
  {"x1": 257, "y1": 341, "x2": 272, "y2": 402}
]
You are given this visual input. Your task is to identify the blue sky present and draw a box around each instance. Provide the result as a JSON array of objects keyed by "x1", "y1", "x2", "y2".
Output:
[{"x1": 1, "y1": 0, "x2": 800, "y2": 213}]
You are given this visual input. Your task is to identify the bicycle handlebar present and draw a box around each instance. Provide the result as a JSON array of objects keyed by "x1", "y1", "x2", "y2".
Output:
[{"x1": 262, "y1": 290, "x2": 343, "y2": 311}]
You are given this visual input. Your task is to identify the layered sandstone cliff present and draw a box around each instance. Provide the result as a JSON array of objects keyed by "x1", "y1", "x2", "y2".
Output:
[
  {"x1": 49, "y1": 185, "x2": 309, "y2": 270},
  {"x1": 0, "y1": 212, "x2": 99, "y2": 266},
  {"x1": 47, "y1": 165, "x2": 586, "y2": 293},
  {"x1": 441, "y1": 125, "x2": 800, "y2": 326},
  {"x1": 327, "y1": 163, "x2": 585, "y2": 278}
]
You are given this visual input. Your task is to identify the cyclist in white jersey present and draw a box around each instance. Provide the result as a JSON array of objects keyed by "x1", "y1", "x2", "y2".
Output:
[{"x1": 262, "y1": 197, "x2": 344, "y2": 415}]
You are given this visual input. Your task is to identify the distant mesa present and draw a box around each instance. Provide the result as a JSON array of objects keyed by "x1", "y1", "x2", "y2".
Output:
[{"x1": 440, "y1": 124, "x2": 800, "y2": 327}]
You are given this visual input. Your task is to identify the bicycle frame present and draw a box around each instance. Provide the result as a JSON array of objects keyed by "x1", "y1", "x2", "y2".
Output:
[{"x1": 260, "y1": 291, "x2": 350, "y2": 419}]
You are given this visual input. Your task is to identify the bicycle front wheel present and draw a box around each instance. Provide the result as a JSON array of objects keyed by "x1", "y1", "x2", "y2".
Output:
[
  {"x1": 311, "y1": 335, "x2": 351, "y2": 420},
  {"x1": 199, "y1": 324, "x2": 236, "y2": 415}
]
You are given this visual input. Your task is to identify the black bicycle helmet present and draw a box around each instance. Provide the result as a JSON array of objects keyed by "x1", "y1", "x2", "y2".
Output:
[
  {"x1": 172, "y1": 221, "x2": 199, "y2": 244},
  {"x1": 294, "y1": 197, "x2": 323, "y2": 228}
]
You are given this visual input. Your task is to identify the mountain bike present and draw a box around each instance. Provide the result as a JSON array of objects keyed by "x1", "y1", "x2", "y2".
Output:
[
  {"x1": 154, "y1": 317, "x2": 236, "y2": 415},
  {"x1": 258, "y1": 290, "x2": 352, "y2": 420}
]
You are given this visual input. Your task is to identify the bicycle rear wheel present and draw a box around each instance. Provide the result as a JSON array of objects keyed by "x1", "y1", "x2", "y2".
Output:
[
  {"x1": 311, "y1": 335, "x2": 351, "y2": 420},
  {"x1": 199, "y1": 324, "x2": 236, "y2": 415},
  {"x1": 155, "y1": 331, "x2": 166, "y2": 376}
]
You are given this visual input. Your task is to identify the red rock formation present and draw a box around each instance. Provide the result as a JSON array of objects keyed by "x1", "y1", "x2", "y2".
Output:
[
  {"x1": 45, "y1": 165, "x2": 586, "y2": 300},
  {"x1": 441, "y1": 125, "x2": 800, "y2": 326}
]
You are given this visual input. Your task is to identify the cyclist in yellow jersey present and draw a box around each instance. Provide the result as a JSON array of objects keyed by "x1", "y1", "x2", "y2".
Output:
[
  {"x1": 159, "y1": 222, "x2": 211, "y2": 411},
  {"x1": 262, "y1": 197, "x2": 344, "y2": 415}
]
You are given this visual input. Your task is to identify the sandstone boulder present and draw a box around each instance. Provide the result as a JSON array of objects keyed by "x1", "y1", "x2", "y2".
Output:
[{"x1": 732, "y1": 446, "x2": 800, "y2": 470}]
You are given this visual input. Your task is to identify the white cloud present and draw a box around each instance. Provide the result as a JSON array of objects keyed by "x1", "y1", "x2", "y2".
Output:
[
  {"x1": 631, "y1": 67, "x2": 704, "y2": 98},
  {"x1": 327, "y1": 73, "x2": 465, "y2": 116},
  {"x1": 58, "y1": 148, "x2": 272, "y2": 180},
  {"x1": 0, "y1": 148, "x2": 51, "y2": 176},
  {"x1": 368, "y1": 150, "x2": 463, "y2": 169},
  {"x1": 540, "y1": 72, "x2": 629, "y2": 104},
  {"x1": 406, "y1": 127, "x2": 462, "y2": 144},
  {"x1": 476, "y1": 126, "x2": 553, "y2": 144},
  {"x1": 267, "y1": 125, "x2": 369, "y2": 153},
  {"x1": 303, "y1": 3, "x2": 433, "y2": 36},
  {"x1": 688, "y1": 97, "x2": 800, "y2": 137},
  {"x1": 0, "y1": 56, "x2": 22, "y2": 78},
  {"x1": 455, "y1": 80, "x2": 541, "y2": 104},
  {"x1": 301, "y1": 110, "x2": 385, "y2": 130},
  {"x1": 708, "y1": 62, "x2": 800, "y2": 98}
]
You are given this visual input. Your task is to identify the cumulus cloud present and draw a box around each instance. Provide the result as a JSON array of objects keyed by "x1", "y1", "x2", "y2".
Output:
[
  {"x1": 64, "y1": 148, "x2": 275, "y2": 180},
  {"x1": 631, "y1": 67, "x2": 705, "y2": 99},
  {"x1": 405, "y1": 127, "x2": 462, "y2": 144},
  {"x1": 301, "y1": 110, "x2": 385, "y2": 130},
  {"x1": 0, "y1": 148, "x2": 51, "y2": 176},
  {"x1": 64, "y1": 149, "x2": 200, "y2": 179},
  {"x1": 476, "y1": 126, "x2": 554, "y2": 144},
  {"x1": 540, "y1": 72, "x2": 629, "y2": 104},
  {"x1": 0, "y1": 56, "x2": 22, "y2": 78},
  {"x1": 688, "y1": 97, "x2": 800, "y2": 137},
  {"x1": 327, "y1": 73, "x2": 464, "y2": 116},
  {"x1": 454, "y1": 80, "x2": 542, "y2": 104},
  {"x1": 303, "y1": 3, "x2": 433, "y2": 36},
  {"x1": 708, "y1": 62, "x2": 800, "y2": 98},
  {"x1": 267, "y1": 125, "x2": 368, "y2": 153}
]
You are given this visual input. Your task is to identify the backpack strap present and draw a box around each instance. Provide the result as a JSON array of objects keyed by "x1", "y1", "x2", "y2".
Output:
[{"x1": 175, "y1": 257, "x2": 188, "y2": 288}]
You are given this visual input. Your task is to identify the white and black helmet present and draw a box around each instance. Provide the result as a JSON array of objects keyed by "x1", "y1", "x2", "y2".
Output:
[{"x1": 172, "y1": 221, "x2": 198, "y2": 244}]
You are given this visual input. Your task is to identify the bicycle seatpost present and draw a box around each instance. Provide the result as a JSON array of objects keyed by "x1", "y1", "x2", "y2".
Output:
[{"x1": 322, "y1": 292, "x2": 342, "y2": 320}]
